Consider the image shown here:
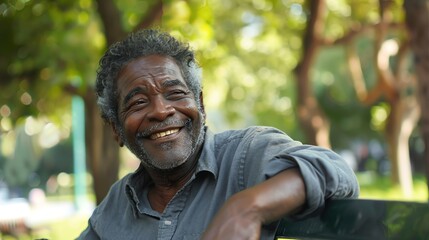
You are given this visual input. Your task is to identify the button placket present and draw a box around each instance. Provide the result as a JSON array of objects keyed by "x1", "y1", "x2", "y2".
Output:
[
  {"x1": 158, "y1": 216, "x2": 177, "y2": 240},
  {"x1": 157, "y1": 181, "x2": 193, "y2": 239}
]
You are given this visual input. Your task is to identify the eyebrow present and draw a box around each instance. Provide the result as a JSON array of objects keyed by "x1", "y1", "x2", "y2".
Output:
[{"x1": 162, "y1": 79, "x2": 187, "y2": 88}]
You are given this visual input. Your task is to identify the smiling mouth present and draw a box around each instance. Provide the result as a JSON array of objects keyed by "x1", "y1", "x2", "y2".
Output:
[{"x1": 149, "y1": 128, "x2": 180, "y2": 140}]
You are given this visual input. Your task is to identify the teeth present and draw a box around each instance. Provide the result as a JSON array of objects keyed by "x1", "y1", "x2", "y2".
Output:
[{"x1": 150, "y1": 128, "x2": 179, "y2": 140}]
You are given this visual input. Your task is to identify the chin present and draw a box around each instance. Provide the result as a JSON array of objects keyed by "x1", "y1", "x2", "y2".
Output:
[
  {"x1": 136, "y1": 147, "x2": 190, "y2": 170},
  {"x1": 143, "y1": 157, "x2": 188, "y2": 171}
]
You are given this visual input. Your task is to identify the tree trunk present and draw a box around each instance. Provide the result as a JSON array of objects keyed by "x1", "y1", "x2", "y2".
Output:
[
  {"x1": 385, "y1": 96, "x2": 420, "y2": 197},
  {"x1": 294, "y1": 0, "x2": 331, "y2": 148},
  {"x1": 404, "y1": 0, "x2": 429, "y2": 199},
  {"x1": 84, "y1": 92, "x2": 120, "y2": 204},
  {"x1": 94, "y1": 0, "x2": 127, "y2": 44}
]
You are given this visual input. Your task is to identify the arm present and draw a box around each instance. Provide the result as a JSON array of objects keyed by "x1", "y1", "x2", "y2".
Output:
[
  {"x1": 202, "y1": 127, "x2": 359, "y2": 239},
  {"x1": 201, "y1": 168, "x2": 306, "y2": 240},
  {"x1": 243, "y1": 127, "x2": 359, "y2": 218}
]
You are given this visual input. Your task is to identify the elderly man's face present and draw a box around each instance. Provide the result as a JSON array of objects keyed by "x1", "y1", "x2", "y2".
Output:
[{"x1": 115, "y1": 55, "x2": 205, "y2": 170}]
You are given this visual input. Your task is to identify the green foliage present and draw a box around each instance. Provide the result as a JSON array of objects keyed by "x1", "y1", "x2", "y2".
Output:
[
  {"x1": 0, "y1": 0, "x2": 410, "y2": 147},
  {"x1": 0, "y1": 0, "x2": 103, "y2": 126},
  {"x1": 314, "y1": 45, "x2": 381, "y2": 147},
  {"x1": 165, "y1": 0, "x2": 309, "y2": 137},
  {"x1": 114, "y1": 0, "x2": 161, "y2": 32}
]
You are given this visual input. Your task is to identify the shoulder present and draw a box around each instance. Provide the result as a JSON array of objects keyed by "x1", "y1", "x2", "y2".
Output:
[
  {"x1": 90, "y1": 174, "x2": 132, "y2": 222},
  {"x1": 214, "y1": 126, "x2": 294, "y2": 145},
  {"x1": 210, "y1": 126, "x2": 299, "y2": 161},
  {"x1": 103, "y1": 174, "x2": 131, "y2": 203},
  {"x1": 214, "y1": 126, "x2": 288, "y2": 140},
  {"x1": 86, "y1": 174, "x2": 141, "y2": 238}
]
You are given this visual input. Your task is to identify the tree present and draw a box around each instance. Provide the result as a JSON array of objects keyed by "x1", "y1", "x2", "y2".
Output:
[
  {"x1": 295, "y1": 0, "x2": 423, "y2": 196},
  {"x1": 404, "y1": 0, "x2": 429, "y2": 198},
  {"x1": 1, "y1": 1, "x2": 104, "y2": 197},
  {"x1": 341, "y1": 0, "x2": 420, "y2": 196},
  {"x1": 294, "y1": 0, "x2": 331, "y2": 148}
]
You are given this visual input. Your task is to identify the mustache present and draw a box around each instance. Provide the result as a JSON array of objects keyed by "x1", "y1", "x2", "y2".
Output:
[{"x1": 136, "y1": 119, "x2": 192, "y2": 138}]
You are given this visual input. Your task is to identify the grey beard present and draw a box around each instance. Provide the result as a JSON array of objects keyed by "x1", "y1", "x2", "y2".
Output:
[{"x1": 120, "y1": 116, "x2": 205, "y2": 170}]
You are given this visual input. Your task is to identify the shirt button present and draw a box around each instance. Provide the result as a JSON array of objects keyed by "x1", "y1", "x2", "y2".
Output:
[{"x1": 164, "y1": 220, "x2": 172, "y2": 225}]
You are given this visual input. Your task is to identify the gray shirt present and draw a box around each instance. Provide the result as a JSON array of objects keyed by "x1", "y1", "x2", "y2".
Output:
[{"x1": 78, "y1": 126, "x2": 359, "y2": 240}]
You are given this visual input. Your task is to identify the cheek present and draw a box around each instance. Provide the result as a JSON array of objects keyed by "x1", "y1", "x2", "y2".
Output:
[
  {"x1": 123, "y1": 114, "x2": 143, "y2": 138},
  {"x1": 180, "y1": 99, "x2": 201, "y2": 117}
]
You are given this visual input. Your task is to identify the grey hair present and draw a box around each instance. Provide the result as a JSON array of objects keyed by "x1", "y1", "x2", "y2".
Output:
[{"x1": 95, "y1": 29, "x2": 202, "y2": 127}]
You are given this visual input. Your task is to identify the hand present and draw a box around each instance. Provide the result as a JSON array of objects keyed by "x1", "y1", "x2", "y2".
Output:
[{"x1": 201, "y1": 192, "x2": 262, "y2": 240}]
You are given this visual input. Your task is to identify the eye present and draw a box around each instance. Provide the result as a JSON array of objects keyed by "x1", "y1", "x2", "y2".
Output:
[
  {"x1": 120, "y1": 96, "x2": 147, "y2": 118},
  {"x1": 167, "y1": 90, "x2": 189, "y2": 100},
  {"x1": 125, "y1": 98, "x2": 147, "y2": 111},
  {"x1": 136, "y1": 98, "x2": 147, "y2": 104},
  {"x1": 132, "y1": 98, "x2": 147, "y2": 106}
]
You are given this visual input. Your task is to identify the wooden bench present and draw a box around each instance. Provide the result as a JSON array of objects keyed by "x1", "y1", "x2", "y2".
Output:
[{"x1": 275, "y1": 199, "x2": 429, "y2": 239}]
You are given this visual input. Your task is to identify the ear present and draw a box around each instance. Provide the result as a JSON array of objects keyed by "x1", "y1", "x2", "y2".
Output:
[{"x1": 110, "y1": 122, "x2": 124, "y2": 147}]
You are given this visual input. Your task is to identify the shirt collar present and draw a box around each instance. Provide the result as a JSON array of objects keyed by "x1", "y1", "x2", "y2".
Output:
[{"x1": 194, "y1": 128, "x2": 218, "y2": 178}]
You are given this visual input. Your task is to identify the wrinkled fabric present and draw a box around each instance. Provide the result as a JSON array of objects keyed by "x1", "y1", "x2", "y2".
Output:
[{"x1": 77, "y1": 126, "x2": 359, "y2": 240}]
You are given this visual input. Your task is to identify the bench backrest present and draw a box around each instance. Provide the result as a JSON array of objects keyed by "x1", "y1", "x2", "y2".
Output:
[{"x1": 275, "y1": 199, "x2": 429, "y2": 239}]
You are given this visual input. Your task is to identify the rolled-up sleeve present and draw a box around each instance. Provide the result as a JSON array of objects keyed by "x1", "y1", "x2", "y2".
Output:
[{"x1": 286, "y1": 145, "x2": 359, "y2": 218}]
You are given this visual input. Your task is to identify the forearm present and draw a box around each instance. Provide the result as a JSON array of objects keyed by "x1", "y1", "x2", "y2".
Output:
[
  {"x1": 236, "y1": 167, "x2": 306, "y2": 224},
  {"x1": 201, "y1": 168, "x2": 306, "y2": 239}
]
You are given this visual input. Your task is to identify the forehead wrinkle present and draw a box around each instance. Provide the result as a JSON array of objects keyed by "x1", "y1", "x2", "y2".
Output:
[
  {"x1": 128, "y1": 68, "x2": 181, "y2": 85},
  {"x1": 119, "y1": 55, "x2": 183, "y2": 83},
  {"x1": 118, "y1": 56, "x2": 186, "y2": 106}
]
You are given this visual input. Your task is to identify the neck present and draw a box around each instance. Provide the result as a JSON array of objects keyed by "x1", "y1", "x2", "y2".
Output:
[
  {"x1": 146, "y1": 141, "x2": 203, "y2": 212},
  {"x1": 148, "y1": 151, "x2": 199, "y2": 188}
]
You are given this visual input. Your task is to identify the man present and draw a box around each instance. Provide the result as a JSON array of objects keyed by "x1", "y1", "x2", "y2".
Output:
[{"x1": 78, "y1": 29, "x2": 359, "y2": 240}]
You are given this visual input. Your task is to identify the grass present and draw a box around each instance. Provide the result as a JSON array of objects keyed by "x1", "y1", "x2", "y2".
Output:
[
  {"x1": 0, "y1": 214, "x2": 88, "y2": 240},
  {"x1": 1, "y1": 173, "x2": 427, "y2": 240},
  {"x1": 357, "y1": 172, "x2": 428, "y2": 202}
]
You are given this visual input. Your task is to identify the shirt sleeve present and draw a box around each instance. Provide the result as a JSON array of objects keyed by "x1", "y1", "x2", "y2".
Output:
[{"x1": 242, "y1": 126, "x2": 360, "y2": 219}]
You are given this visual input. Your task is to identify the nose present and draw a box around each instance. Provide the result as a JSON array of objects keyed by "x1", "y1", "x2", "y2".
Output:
[{"x1": 147, "y1": 95, "x2": 175, "y2": 121}]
